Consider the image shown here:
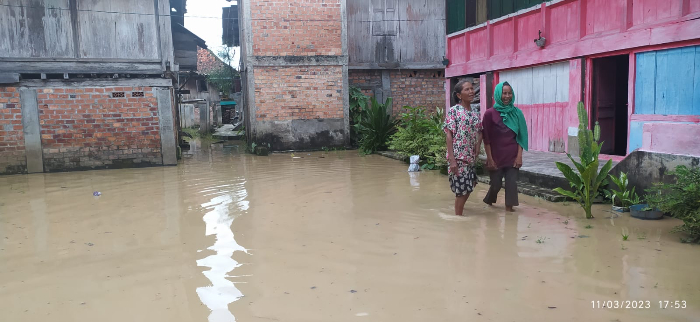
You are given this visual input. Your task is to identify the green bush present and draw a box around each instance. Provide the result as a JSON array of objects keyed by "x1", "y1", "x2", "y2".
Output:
[
  {"x1": 388, "y1": 105, "x2": 446, "y2": 170},
  {"x1": 354, "y1": 96, "x2": 396, "y2": 154},
  {"x1": 646, "y1": 165, "x2": 700, "y2": 242}
]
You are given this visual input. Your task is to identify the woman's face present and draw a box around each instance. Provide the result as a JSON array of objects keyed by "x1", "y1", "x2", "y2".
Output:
[
  {"x1": 457, "y1": 82, "x2": 475, "y2": 103},
  {"x1": 501, "y1": 85, "x2": 513, "y2": 105}
]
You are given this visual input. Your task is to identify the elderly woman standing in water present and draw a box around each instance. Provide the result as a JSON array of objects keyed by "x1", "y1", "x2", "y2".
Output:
[
  {"x1": 482, "y1": 81, "x2": 528, "y2": 212},
  {"x1": 444, "y1": 80, "x2": 483, "y2": 216}
]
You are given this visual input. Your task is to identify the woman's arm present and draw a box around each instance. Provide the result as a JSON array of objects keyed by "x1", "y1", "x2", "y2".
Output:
[
  {"x1": 446, "y1": 130, "x2": 457, "y2": 173},
  {"x1": 481, "y1": 112, "x2": 496, "y2": 170},
  {"x1": 475, "y1": 132, "x2": 483, "y2": 160},
  {"x1": 484, "y1": 144, "x2": 496, "y2": 169},
  {"x1": 514, "y1": 145, "x2": 523, "y2": 168}
]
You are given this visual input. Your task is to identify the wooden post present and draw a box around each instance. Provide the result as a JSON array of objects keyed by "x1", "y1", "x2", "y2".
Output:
[
  {"x1": 578, "y1": 0, "x2": 586, "y2": 39},
  {"x1": 622, "y1": 0, "x2": 634, "y2": 31},
  {"x1": 485, "y1": 72, "x2": 494, "y2": 110}
]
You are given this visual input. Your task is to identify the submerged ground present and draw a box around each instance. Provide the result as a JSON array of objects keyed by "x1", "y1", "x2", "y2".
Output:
[{"x1": 0, "y1": 142, "x2": 698, "y2": 322}]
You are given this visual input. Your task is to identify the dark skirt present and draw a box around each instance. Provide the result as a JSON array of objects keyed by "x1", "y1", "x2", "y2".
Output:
[{"x1": 448, "y1": 160, "x2": 477, "y2": 197}]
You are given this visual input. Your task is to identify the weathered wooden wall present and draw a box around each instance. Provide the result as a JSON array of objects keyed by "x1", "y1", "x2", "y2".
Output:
[
  {"x1": 0, "y1": 0, "x2": 175, "y2": 74},
  {"x1": 499, "y1": 62, "x2": 570, "y2": 152},
  {"x1": 347, "y1": 0, "x2": 445, "y2": 69}
]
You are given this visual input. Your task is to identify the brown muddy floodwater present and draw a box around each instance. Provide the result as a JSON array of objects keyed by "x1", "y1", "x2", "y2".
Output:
[{"x1": 1, "y1": 141, "x2": 699, "y2": 322}]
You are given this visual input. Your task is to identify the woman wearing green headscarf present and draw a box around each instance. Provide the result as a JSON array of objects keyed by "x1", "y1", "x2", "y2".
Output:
[{"x1": 482, "y1": 81, "x2": 528, "y2": 212}]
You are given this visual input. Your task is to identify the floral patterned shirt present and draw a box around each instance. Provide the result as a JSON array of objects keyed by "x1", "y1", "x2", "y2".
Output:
[{"x1": 443, "y1": 104, "x2": 482, "y2": 165}]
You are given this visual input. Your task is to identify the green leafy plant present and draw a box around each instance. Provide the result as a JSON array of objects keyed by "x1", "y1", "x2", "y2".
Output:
[
  {"x1": 553, "y1": 102, "x2": 613, "y2": 219},
  {"x1": 354, "y1": 97, "x2": 396, "y2": 154},
  {"x1": 646, "y1": 165, "x2": 700, "y2": 242},
  {"x1": 621, "y1": 227, "x2": 630, "y2": 241},
  {"x1": 388, "y1": 105, "x2": 447, "y2": 170},
  {"x1": 536, "y1": 237, "x2": 547, "y2": 244},
  {"x1": 607, "y1": 172, "x2": 640, "y2": 208},
  {"x1": 349, "y1": 87, "x2": 369, "y2": 146}
]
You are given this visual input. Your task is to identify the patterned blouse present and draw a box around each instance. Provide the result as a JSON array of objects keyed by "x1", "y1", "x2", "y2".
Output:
[{"x1": 443, "y1": 104, "x2": 482, "y2": 165}]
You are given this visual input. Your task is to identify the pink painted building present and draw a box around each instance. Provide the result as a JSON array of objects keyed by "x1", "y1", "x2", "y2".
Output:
[{"x1": 445, "y1": 0, "x2": 700, "y2": 158}]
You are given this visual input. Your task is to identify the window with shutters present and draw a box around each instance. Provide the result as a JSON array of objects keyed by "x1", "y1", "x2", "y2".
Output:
[{"x1": 372, "y1": 0, "x2": 398, "y2": 36}]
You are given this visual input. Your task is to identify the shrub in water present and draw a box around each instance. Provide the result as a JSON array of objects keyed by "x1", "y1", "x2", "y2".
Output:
[
  {"x1": 646, "y1": 165, "x2": 700, "y2": 242},
  {"x1": 389, "y1": 106, "x2": 446, "y2": 170}
]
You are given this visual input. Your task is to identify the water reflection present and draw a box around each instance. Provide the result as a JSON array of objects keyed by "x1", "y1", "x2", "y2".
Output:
[{"x1": 196, "y1": 182, "x2": 249, "y2": 322}]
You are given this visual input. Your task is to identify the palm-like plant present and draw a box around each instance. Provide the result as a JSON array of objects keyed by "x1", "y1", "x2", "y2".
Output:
[{"x1": 355, "y1": 97, "x2": 396, "y2": 154}]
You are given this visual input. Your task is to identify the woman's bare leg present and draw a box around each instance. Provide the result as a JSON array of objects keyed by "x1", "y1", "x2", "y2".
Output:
[{"x1": 455, "y1": 193, "x2": 471, "y2": 216}]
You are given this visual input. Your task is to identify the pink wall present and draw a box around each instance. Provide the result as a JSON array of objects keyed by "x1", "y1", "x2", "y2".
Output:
[
  {"x1": 479, "y1": 74, "x2": 488, "y2": 120},
  {"x1": 469, "y1": 28, "x2": 488, "y2": 60},
  {"x1": 567, "y1": 59, "x2": 583, "y2": 153},
  {"x1": 585, "y1": 0, "x2": 624, "y2": 35},
  {"x1": 633, "y1": 0, "x2": 681, "y2": 25},
  {"x1": 446, "y1": 0, "x2": 700, "y2": 77},
  {"x1": 642, "y1": 123, "x2": 700, "y2": 156},
  {"x1": 516, "y1": 11, "x2": 541, "y2": 52},
  {"x1": 492, "y1": 21, "x2": 514, "y2": 56},
  {"x1": 547, "y1": 1, "x2": 579, "y2": 44}
]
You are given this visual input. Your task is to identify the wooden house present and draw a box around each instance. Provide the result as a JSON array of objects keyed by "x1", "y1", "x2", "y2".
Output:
[
  {"x1": 347, "y1": 0, "x2": 447, "y2": 114},
  {"x1": 0, "y1": 0, "x2": 202, "y2": 174},
  {"x1": 445, "y1": 0, "x2": 700, "y2": 158}
]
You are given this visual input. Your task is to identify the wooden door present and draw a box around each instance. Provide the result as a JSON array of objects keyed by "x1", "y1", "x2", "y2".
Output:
[{"x1": 593, "y1": 59, "x2": 617, "y2": 155}]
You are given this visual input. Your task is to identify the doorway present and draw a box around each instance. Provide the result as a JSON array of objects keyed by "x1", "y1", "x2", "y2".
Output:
[{"x1": 591, "y1": 55, "x2": 629, "y2": 156}]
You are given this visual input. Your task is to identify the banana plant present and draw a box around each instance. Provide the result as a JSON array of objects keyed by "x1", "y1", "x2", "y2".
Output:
[
  {"x1": 608, "y1": 172, "x2": 639, "y2": 207},
  {"x1": 554, "y1": 101, "x2": 613, "y2": 219},
  {"x1": 554, "y1": 156, "x2": 613, "y2": 219}
]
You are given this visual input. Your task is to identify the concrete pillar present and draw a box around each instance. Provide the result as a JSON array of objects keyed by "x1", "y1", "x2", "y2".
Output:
[
  {"x1": 185, "y1": 104, "x2": 194, "y2": 127},
  {"x1": 381, "y1": 70, "x2": 392, "y2": 107},
  {"x1": 199, "y1": 102, "x2": 210, "y2": 134},
  {"x1": 19, "y1": 88, "x2": 43, "y2": 173},
  {"x1": 155, "y1": 88, "x2": 177, "y2": 165},
  {"x1": 215, "y1": 105, "x2": 223, "y2": 127}
]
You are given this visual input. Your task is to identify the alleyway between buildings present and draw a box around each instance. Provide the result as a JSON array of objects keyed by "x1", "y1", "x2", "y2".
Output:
[{"x1": 1, "y1": 142, "x2": 699, "y2": 322}]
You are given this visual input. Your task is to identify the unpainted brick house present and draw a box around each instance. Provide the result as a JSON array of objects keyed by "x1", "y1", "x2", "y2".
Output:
[
  {"x1": 0, "y1": 0, "x2": 201, "y2": 175},
  {"x1": 232, "y1": 0, "x2": 348, "y2": 150},
  {"x1": 228, "y1": 0, "x2": 447, "y2": 151}
]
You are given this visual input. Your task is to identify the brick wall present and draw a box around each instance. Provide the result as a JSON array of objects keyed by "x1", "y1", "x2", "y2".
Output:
[
  {"x1": 348, "y1": 69, "x2": 446, "y2": 114},
  {"x1": 36, "y1": 86, "x2": 162, "y2": 171},
  {"x1": 390, "y1": 70, "x2": 445, "y2": 114},
  {"x1": 250, "y1": 0, "x2": 342, "y2": 56},
  {"x1": 348, "y1": 70, "x2": 379, "y2": 98},
  {"x1": 0, "y1": 87, "x2": 26, "y2": 174},
  {"x1": 254, "y1": 66, "x2": 344, "y2": 121}
]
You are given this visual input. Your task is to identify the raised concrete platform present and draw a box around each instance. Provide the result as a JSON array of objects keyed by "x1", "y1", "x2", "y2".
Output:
[
  {"x1": 213, "y1": 124, "x2": 244, "y2": 140},
  {"x1": 377, "y1": 149, "x2": 621, "y2": 202},
  {"x1": 514, "y1": 150, "x2": 620, "y2": 191}
]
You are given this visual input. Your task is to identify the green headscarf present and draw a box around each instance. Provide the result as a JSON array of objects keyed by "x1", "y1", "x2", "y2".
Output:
[{"x1": 494, "y1": 81, "x2": 529, "y2": 151}]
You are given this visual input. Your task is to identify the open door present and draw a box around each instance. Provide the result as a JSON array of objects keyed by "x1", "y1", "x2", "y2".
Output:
[{"x1": 591, "y1": 55, "x2": 629, "y2": 156}]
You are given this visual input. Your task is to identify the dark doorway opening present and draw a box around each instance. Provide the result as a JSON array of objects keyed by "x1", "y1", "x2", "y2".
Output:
[{"x1": 591, "y1": 55, "x2": 629, "y2": 156}]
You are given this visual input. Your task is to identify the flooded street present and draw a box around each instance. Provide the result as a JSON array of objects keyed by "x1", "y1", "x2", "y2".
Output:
[{"x1": 1, "y1": 142, "x2": 699, "y2": 322}]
